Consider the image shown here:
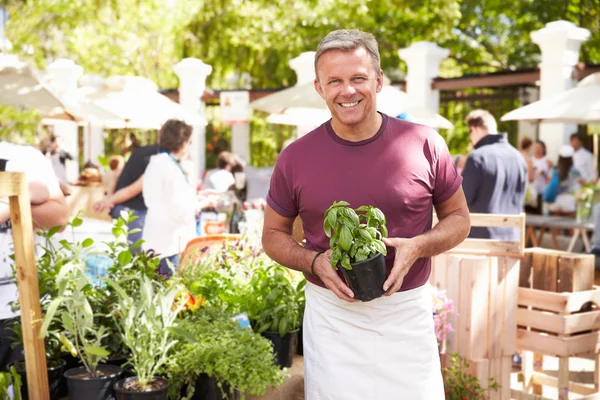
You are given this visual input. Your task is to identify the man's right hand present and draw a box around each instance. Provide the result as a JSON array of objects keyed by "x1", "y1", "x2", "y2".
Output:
[
  {"x1": 313, "y1": 249, "x2": 356, "y2": 302},
  {"x1": 93, "y1": 199, "x2": 114, "y2": 212}
]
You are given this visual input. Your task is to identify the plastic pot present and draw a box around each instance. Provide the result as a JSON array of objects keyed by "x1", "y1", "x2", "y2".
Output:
[
  {"x1": 115, "y1": 376, "x2": 169, "y2": 400},
  {"x1": 64, "y1": 365, "x2": 122, "y2": 400},
  {"x1": 296, "y1": 326, "x2": 304, "y2": 356},
  {"x1": 262, "y1": 329, "x2": 299, "y2": 368},
  {"x1": 10, "y1": 358, "x2": 66, "y2": 400},
  {"x1": 340, "y1": 252, "x2": 388, "y2": 302},
  {"x1": 190, "y1": 373, "x2": 239, "y2": 400}
]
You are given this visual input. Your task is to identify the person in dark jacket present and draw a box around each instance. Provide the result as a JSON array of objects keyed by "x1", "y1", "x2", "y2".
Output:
[{"x1": 462, "y1": 109, "x2": 527, "y2": 240}]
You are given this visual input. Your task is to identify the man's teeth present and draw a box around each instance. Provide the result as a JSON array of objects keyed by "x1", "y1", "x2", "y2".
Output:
[{"x1": 340, "y1": 101, "x2": 359, "y2": 108}]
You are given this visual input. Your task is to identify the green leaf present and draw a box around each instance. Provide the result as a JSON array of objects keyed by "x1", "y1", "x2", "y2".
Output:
[
  {"x1": 341, "y1": 255, "x2": 352, "y2": 270},
  {"x1": 84, "y1": 344, "x2": 110, "y2": 357},
  {"x1": 61, "y1": 312, "x2": 74, "y2": 333},
  {"x1": 117, "y1": 250, "x2": 132, "y2": 266},
  {"x1": 339, "y1": 226, "x2": 353, "y2": 251},
  {"x1": 82, "y1": 238, "x2": 94, "y2": 248},
  {"x1": 278, "y1": 316, "x2": 289, "y2": 337},
  {"x1": 39, "y1": 297, "x2": 63, "y2": 338},
  {"x1": 168, "y1": 326, "x2": 197, "y2": 343},
  {"x1": 381, "y1": 225, "x2": 388, "y2": 238},
  {"x1": 47, "y1": 225, "x2": 61, "y2": 237},
  {"x1": 71, "y1": 217, "x2": 83, "y2": 227},
  {"x1": 358, "y1": 229, "x2": 372, "y2": 240}
]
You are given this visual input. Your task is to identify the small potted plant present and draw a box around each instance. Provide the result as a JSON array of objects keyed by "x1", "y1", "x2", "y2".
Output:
[
  {"x1": 38, "y1": 233, "x2": 120, "y2": 400},
  {"x1": 244, "y1": 263, "x2": 302, "y2": 368},
  {"x1": 323, "y1": 201, "x2": 388, "y2": 302},
  {"x1": 105, "y1": 274, "x2": 186, "y2": 399}
]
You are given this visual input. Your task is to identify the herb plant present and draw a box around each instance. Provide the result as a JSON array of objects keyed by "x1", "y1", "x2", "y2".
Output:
[
  {"x1": 323, "y1": 201, "x2": 388, "y2": 270},
  {"x1": 105, "y1": 274, "x2": 186, "y2": 391},
  {"x1": 165, "y1": 308, "x2": 286, "y2": 400},
  {"x1": 443, "y1": 353, "x2": 498, "y2": 400}
]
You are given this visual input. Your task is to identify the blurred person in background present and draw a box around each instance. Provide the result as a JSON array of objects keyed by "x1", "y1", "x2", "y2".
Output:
[
  {"x1": 570, "y1": 133, "x2": 596, "y2": 183},
  {"x1": 103, "y1": 155, "x2": 125, "y2": 196},
  {"x1": 543, "y1": 145, "x2": 581, "y2": 214},
  {"x1": 202, "y1": 151, "x2": 236, "y2": 193},
  {"x1": 142, "y1": 119, "x2": 197, "y2": 276}
]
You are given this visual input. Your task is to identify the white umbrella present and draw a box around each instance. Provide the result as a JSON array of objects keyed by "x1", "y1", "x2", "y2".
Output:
[
  {"x1": 0, "y1": 55, "x2": 64, "y2": 112},
  {"x1": 83, "y1": 76, "x2": 206, "y2": 129},
  {"x1": 251, "y1": 81, "x2": 453, "y2": 130},
  {"x1": 501, "y1": 72, "x2": 600, "y2": 123},
  {"x1": 266, "y1": 107, "x2": 331, "y2": 127}
]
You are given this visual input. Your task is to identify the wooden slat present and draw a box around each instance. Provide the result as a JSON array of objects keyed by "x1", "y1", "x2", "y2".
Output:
[
  {"x1": 530, "y1": 372, "x2": 597, "y2": 395},
  {"x1": 558, "y1": 254, "x2": 595, "y2": 292},
  {"x1": 0, "y1": 171, "x2": 27, "y2": 197},
  {"x1": 503, "y1": 257, "x2": 519, "y2": 356},
  {"x1": 520, "y1": 252, "x2": 533, "y2": 288},
  {"x1": 517, "y1": 328, "x2": 600, "y2": 357},
  {"x1": 518, "y1": 287, "x2": 600, "y2": 313},
  {"x1": 532, "y1": 251, "x2": 558, "y2": 292},
  {"x1": 489, "y1": 257, "x2": 502, "y2": 359},
  {"x1": 433, "y1": 212, "x2": 524, "y2": 228},
  {"x1": 6, "y1": 173, "x2": 50, "y2": 399},
  {"x1": 445, "y1": 255, "x2": 461, "y2": 354},
  {"x1": 446, "y1": 239, "x2": 521, "y2": 257},
  {"x1": 517, "y1": 308, "x2": 600, "y2": 335}
]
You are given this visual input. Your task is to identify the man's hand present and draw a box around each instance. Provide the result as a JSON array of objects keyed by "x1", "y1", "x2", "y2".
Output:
[
  {"x1": 381, "y1": 237, "x2": 422, "y2": 295},
  {"x1": 313, "y1": 249, "x2": 356, "y2": 302},
  {"x1": 93, "y1": 199, "x2": 114, "y2": 212},
  {"x1": 28, "y1": 181, "x2": 50, "y2": 205}
]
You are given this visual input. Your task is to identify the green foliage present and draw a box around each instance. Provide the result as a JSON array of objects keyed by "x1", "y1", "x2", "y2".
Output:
[
  {"x1": 104, "y1": 275, "x2": 186, "y2": 390},
  {"x1": 0, "y1": 105, "x2": 41, "y2": 145},
  {"x1": 243, "y1": 264, "x2": 304, "y2": 337},
  {"x1": 37, "y1": 216, "x2": 111, "y2": 376},
  {"x1": 0, "y1": 366, "x2": 22, "y2": 400},
  {"x1": 165, "y1": 308, "x2": 286, "y2": 399},
  {"x1": 324, "y1": 201, "x2": 388, "y2": 270},
  {"x1": 443, "y1": 353, "x2": 499, "y2": 400}
]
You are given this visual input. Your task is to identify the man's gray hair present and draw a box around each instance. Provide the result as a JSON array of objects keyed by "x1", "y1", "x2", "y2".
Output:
[
  {"x1": 314, "y1": 29, "x2": 381, "y2": 78},
  {"x1": 465, "y1": 109, "x2": 498, "y2": 134}
]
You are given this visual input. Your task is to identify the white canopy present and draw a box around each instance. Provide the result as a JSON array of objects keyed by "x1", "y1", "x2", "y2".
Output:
[{"x1": 501, "y1": 72, "x2": 600, "y2": 124}]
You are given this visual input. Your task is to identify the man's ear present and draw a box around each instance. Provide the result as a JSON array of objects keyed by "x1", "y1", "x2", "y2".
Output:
[
  {"x1": 376, "y1": 70, "x2": 384, "y2": 93},
  {"x1": 314, "y1": 78, "x2": 325, "y2": 100}
]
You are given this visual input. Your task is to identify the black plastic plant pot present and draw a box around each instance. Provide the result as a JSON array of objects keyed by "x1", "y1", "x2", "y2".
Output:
[
  {"x1": 340, "y1": 252, "x2": 388, "y2": 302},
  {"x1": 296, "y1": 326, "x2": 304, "y2": 356},
  {"x1": 262, "y1": 329, "x2": 299, "y2": 369},
  {"x1": 190, "y1": 373, "x2": 239, "y2": 400},
  {"x1": 64, "y1": 365, "x2": 122, "y2": 400},
  {"x1": 114, "y1": 376, "x2": 169, "y2": 400},
  {"x1": 10, "y1": 358, "x2": 66, "y2": 400}
]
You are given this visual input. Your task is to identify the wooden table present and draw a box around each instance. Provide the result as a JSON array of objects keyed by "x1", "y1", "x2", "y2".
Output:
[{"x1": 526, "y1": 214, "x2": 594, "y2": 252}]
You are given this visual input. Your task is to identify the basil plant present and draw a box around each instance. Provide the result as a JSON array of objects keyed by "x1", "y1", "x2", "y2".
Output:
[{"x1": 323, "y1": 201, "x2": 388, "y2": 270}]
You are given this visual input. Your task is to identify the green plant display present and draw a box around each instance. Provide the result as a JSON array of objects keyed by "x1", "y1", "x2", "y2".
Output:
[
  {"x1": 443, "y1": 353, "x2": 498, "y2": 400},
  {"x1": 105, "y1": 274, "x2": 186, "y2": 391},
  {"x1": 323, "y1": 201, "x2": 388, "y2": 270},
  {"x1": 165, "y1": 308, "x2": 286, "y2": 400},
  {"x1": 0, "y1": 366, "x2": 22, "y2": 400},
  {"x1": 244, "y1": 264, "x2": 303, "y2": 337},
  {"x1": 37, "y1": 217, "x2": 111, "y2": 377}
]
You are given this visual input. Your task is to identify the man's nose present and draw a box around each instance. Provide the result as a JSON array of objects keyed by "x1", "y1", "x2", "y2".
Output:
[{"x1": 340, "y1": 82, "x2": 356, "y2": 97}]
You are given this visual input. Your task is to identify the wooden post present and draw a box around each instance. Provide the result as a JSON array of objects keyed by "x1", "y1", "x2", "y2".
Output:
[{"x1": 0, "y1": 172, "x2": 49, "y2": 398}]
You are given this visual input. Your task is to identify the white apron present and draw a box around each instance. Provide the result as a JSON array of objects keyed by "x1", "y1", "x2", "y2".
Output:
[{"x1": 303, "y1": 281, "x2": 444, "y2": 400}]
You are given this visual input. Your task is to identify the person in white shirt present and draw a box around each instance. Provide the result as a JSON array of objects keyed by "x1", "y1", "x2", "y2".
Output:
[
  {"x1": 142, "y1": 120, "x2": 197, "y2": 276},
  {"x1": 570, "y1": 134, "x2": 596, "y2": 183},
  {"x1": 202, "y1": 151, "x2": 236, "y2": 193},
  {"x1": 0, "y1": 142, "x2": 68, "y2": 372}
]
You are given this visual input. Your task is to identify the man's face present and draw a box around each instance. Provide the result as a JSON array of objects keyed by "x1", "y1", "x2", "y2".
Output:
[
  {"x1": 314, "y1": 47, "x2": 383, "y2": 128},
  {"x1": 570, "y1": 137, "x2": 581, "y2": 151},
  {"x1": 533, "y1": 142, "x2": 544, "y2": 158}
]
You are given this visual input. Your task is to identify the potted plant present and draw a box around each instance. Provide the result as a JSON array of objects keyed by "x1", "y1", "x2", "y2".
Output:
[
  {"x1": 244, "y1": 263, "x2": 303, "y2": 368},
  {"x1": 39, "y1": 219, "x2": 121, "y2": 400},
  {"x1": 165, "y1": 308, "x2": 285, "y2": 400},
  {"x1": 105, "y1": 274, "x2": 186, "y2": 399},
  {"x1": 323, "y1": 201, "x2": 389, "y2": 302}
]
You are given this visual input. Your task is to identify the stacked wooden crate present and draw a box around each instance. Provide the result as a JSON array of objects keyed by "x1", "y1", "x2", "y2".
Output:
[
  {"x1": 430, "y1": 213, "x2": 525, "y2": 400},
  {"x1": 513, "y1": 247, "x2": 599, "y2": 400}
]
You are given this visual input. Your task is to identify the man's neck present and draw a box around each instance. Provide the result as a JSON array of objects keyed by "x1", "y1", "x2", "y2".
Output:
[{"x1": 331, "y1": 112, "x2": 383, "y2": 142}]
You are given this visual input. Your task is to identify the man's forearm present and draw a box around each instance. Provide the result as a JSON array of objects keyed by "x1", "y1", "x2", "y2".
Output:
[
  {"x1": 413, "y1": 212, "x2": 470, "y2": 258},
  {"x1": 31, "y1": 198, "x2": 69, "y2": 230},
  {"x1": 262, "y1": 229, "x2": 318, "y2": 274}
]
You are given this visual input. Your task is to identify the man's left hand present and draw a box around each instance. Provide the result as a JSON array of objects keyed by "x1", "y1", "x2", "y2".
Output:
[{"x1": 381, "y1": 237, "x2": 422, "y2": 295}]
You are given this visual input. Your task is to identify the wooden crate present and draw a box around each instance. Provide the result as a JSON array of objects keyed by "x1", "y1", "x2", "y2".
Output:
[
  {"x1": 430, "y1": 212, "x2": 525, "y2": 400},
  {"x1": 514, "y1": 248, "x2": 599, "y2": 400}
]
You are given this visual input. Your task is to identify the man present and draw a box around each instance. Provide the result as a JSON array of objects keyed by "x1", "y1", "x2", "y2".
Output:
[
  {"x1": 570, "y1": 133, "x2": 596, "y2": 183},
  {"x1": 93, "y1": 143, "x2": 159, "y2": 248},
  {"x1": 262, "y1": 29, "x2": 470, "y2": 399},
  {"x1": 461, "y1": 109, "x2": 527, "y2": 240},
  {"x1": 0, "y1": 142, "x2": 68, "y2": 371}
]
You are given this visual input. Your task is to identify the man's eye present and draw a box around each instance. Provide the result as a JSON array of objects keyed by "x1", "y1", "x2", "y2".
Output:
[
  {"x1": 328, "y1": 79, "x2": 340, "y2": 85},
  {"x1": 353, "y1": 77, "x2": 366, "y2": 82}
]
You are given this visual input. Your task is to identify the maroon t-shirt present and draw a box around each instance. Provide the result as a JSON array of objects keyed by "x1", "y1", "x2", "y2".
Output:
[{"x1": 267, "y1": 113, "x2": 462, "y2": 292}]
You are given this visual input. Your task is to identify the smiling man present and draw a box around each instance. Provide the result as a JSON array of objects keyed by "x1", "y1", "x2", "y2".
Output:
[{"x1": 262, "y1": 29, "x2": 470, "y2": 399}]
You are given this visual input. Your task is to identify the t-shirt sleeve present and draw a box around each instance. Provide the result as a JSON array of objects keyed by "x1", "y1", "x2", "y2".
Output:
[
  {"x1": 431, "y1": 134, "x2": 463, "y2": 205},
  {"x1": 266, "y1": 164, "x2": 298, "y2": 218}
]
